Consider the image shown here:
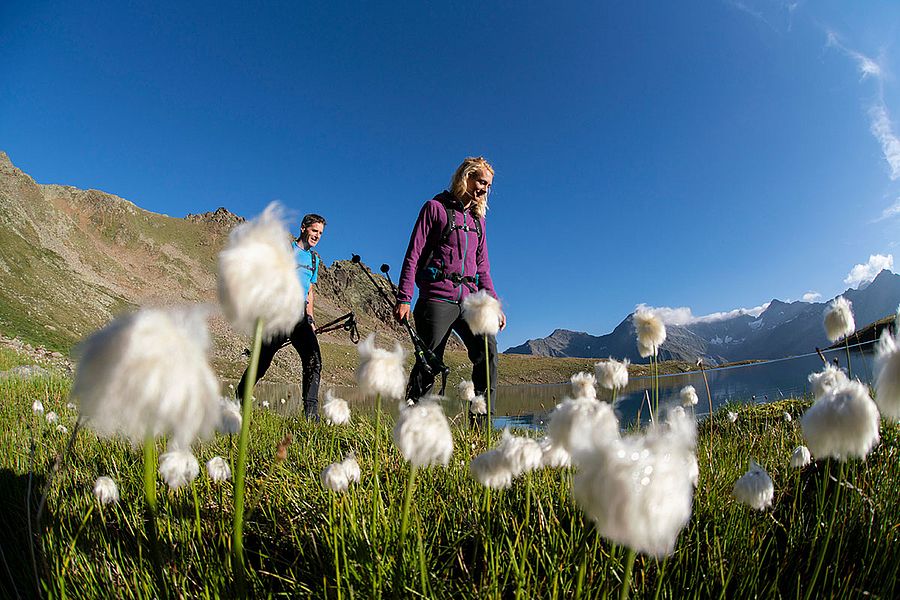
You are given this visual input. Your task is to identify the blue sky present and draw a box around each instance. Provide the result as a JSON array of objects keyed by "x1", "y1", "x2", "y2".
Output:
[{"x1": 1, "y1": 1, "x2": 898, "y2": 348}]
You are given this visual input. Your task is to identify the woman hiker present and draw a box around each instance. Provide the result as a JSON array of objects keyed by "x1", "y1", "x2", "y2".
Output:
[
  {"x1": 393, "y1": 156, "x2": 506, "y2": 410},
  {"x1": 236, "y1": 213, "x2": 326, "y2": 421}
]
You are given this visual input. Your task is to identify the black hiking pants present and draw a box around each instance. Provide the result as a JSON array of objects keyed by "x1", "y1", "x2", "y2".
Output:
[
  {"x1": 406, "y1": 298, "x2": 498, "y2": 410},
  {"x1": 237, "y1": 315, "x2": 321, "y2": 420}
]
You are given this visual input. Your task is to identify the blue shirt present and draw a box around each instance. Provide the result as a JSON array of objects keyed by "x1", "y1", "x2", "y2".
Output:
[{"x1": 293, "y1": 241, "x2": 319, "y2": 296}]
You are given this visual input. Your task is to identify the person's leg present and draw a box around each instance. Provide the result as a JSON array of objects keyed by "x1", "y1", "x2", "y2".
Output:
[
  {"x1": 235, "y1": 332, "x2": 287, "y2": 401},
  {"x1": 291, "y1": 317, "x2": 321, "y2": 421},
  {"x1": 405, "y1": 299, "x2": 459, "y2": 402},
  {"x1": 452, "y1": 316, "x2": 498, "y2": 409}
]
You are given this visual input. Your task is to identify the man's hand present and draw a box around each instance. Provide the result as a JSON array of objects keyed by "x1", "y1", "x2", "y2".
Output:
[{"x1": 394, "y1": 302, "x2": 411, "y2": 323}]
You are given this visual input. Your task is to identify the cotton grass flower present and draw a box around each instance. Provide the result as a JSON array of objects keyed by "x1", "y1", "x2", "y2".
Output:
[
  {"x1": 680, "y1": 385, "x2": 698, "y2": 407},
  {"x1": 571, "y1": 407, "x2": 697, "y2": 557},
  {"x1": 874, "y1": 316, "x2": 900, "y2": 420},
  {"x1": 570, "y1": 372, "x2": 597, "y2": 400},
  {"x1": 392, "y1": 398, "x2": 453, "y2": 467},
  {"x1": 538, "y1": 436, "x2": 572, "y2": 468},
  {"x1": 262, "y1": 400, "x2": 270, "y2": 409},
  {"x1": 548, "y1": 397, "x2": 619, "y2": 459},
  {"x1": 790, "y1": 445, "x2": 812, "y2": 468},
  {"x1": 823, "y1": 296, "x2": 855, "y2": 342},
  {"x1": 496, "y1": 429, "x2": 543, "y2": 477},
  {"x1": 321, "y1": 453, "x2": 362, "y2": 493},
  {"x1": 783, "y1": 411, "x2": 792, "y2": 423},
  {"x1": 158, "y1": 448, "x2": 200, "y2": 490},
  {"x1": 32, "y1": 400, "x2": 44, "y2": 414},
  {"x1": 470, "y1": 448, "x2": 514, "y2": 489},
  {"x1": 356, "y1": 333, "x2": 406, "y2": 399},
  {"x1": 45, "y1": 411, "x2": 58, "y2": 424},
  {"x1": 595, "y1": 358, "x2": 629, "y2": 391},
  {"x1": 56, "y1": 424, "x2": 68, "y2": 434},
  {"x1": 470, "y1": 395, "x2": 487, "y2": 415},
  {"x1": 72, "y1": 306, "x2": 220, "y2": 449},
  {"x1": 801, "y1": 380, "x2": 880, "y2": 461},
  {"x1": 457, "y1": 380, "x2": 476, "y2": 402},
  {"x1": 217, "y1": 202, "x2": 304, "y2": 340},
  {"x1": 206, "y1": 456, "x2": 231, "y2": 482},
  {"x1": 732, "y1": 460, "x2": 774, "y2": 510},
  {"x1": 727, "y1": 411, "x2": 738, "y2": 423},
  {"x1": 808, "y1": 364, "x2": 850, "y2": 400},
  {"x1": 217, "y1": 397, "x2": 242, "y2": 435},
  {"x1": 634, "y1": 308, "x2": 666, "y2": 358},
  {"x1": 66, "y1": 402, "x2": 76, "y2": 411},
  {"x1": 323, "y1": 389, "x2": 351, "y2": 425},
  {"x1": 461, "y1": 289, "x2": 502, "y2": 336},
  {"x1": 93, "y1": 476, "x2": 119, "y2": 505}
]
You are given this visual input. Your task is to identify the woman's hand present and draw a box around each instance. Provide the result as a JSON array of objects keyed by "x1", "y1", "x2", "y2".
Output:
[
  {"x1": 394, "y1": 302, "x2": 411, "y2": 323},
  {"x1": 499, "y1": 310, "x2": 507, "y2": 331}
]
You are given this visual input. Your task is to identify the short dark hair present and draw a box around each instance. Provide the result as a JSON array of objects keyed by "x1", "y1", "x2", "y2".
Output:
[{"x1": 301, "y1": 214, "x2": 326, "y2": 229}]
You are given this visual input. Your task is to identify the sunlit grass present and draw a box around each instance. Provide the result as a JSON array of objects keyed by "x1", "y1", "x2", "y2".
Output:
[{"x1": 0, "y1": 370, "x2": 897, "y2": 598}]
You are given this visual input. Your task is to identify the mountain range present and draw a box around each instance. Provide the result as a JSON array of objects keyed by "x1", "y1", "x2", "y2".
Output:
[{"x1": 505, "y1": 270, "x2": 900, "y2": 363}]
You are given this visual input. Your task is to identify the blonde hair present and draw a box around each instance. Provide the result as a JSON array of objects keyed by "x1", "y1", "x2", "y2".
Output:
[{"x1": 449, "y1": 156, "x2": 494, "y2": 219}]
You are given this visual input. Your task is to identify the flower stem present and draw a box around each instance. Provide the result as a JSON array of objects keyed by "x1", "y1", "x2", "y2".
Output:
[
  {"x1": 399, "y1": 464, "x2": 418, "y2": 549},
  {"x1": 804, "y1": 461, "x2": 844, "y2": 600},
  {"x1": 620, "y1": 548, "x2": 636, "y2": 600},
  {"x1": 192, "y1": 482, "x2": 202, "y2": 539},
  {"x1": 844, "y1": 338, "x2": 853, "y2": 380},
  {"x1": 372, "y1": 393, "x2": 382, "y2": 536},
  {"x1": 143, "y1": 436, "x2": 162, "y2": 589},
  {"x1": 232, "y1": 317, "x2": 264, "y2": 574}
]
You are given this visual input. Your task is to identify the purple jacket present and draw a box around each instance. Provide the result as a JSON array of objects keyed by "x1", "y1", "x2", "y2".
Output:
[{"x1": 397, "y1": 192, "x2": 497, "y2": 304}]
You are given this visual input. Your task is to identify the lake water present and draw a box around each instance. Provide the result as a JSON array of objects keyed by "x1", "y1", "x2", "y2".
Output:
[{"x1": 229, "y1": 345, "x2": 876, "y2": 431}]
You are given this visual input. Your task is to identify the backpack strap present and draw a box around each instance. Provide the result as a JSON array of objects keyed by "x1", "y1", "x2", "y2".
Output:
[{"x1": 309, "y1": 249, "x2": 320, "y2": 280}]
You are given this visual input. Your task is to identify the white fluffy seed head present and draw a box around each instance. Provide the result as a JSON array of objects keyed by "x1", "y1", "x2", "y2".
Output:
[
  {"x1": 32, "y1": 400, "x2": 44, "y2": 414},
  {"x1": 823, "y1": 296, "x2": 855, "y2": 342},
  {"x1": 457, "y1": 380, "x2": 476, "y2": 402},
  {"x1": 93, "y1": 476, "x2": 119, "y2": 505},
  {"x1": 634, "y1": 308, "x2": 667, "y2": 358},
  {"x1": 356, "y1": 334, "x2": 406, "y2": 399},
  {"x1": 158, "y1": 449, "x2": 200, "y2": 490},
  {"x1": 570, "y1": 372, "x2": 597, "y2": 400},
  {"x1": 392, "y1": 398, "x2": 454, "y2": 467},
  {"x1": 800, "y1": 380, "x2": 881, "y2": 461},
  {"x1": 342, "y1": 454, "x2": 361, "y2": 483},
  {"x1": 470, "y1": 395, "x2": 487, "y2": 415},
  {"x1": 206, "y1": 456, "x2": 232, "y2": 482},
  {"x1": 732, "y1": 460, "x2": 774, "y2": 510},
  {"x1": 680, "y1": 385, "x2": 699, "y2": 407},
  {"x1": 572, "y1": 409, "x2": 697, "y2": 558},
  {"x1": 595, "y1": 358, "x2": 629, "y2": 391},
  {"x1": 874, "y1": 317, "x2": 900, "y2": 420},
  {"x1": 783, "y1": 411, "x2": 792, "y2": 423},
  {"x1": 217, "y1": 397, "x2": 243, "y2": 435},
  {"x1": 808, "y1": 364, "x2": 850, "y2": 400},
  {"x1": 323, "y1": 389, "x2": 351, "y2": 425},
  {"x1": 72, "y1": 306, "x2": 221, "y2": 449},
  {"x1": 321, "y1": 461, "x2": 351, "y2": 493},
  {"x1": 217, "y1": 202, "x2": 305, "y2": 340},
  {"x1": 727, "y1": 411, "x2": 738, "y2": 423},
  {"x1": 461, "y1": 290, "x2": 502, "y2": 336},
  {"x1": 470, "y1": 449, "x2": 513, "y2": 489},
  {"x1": 790, "y1": 445, "x2": 812, "y2": 469},
  {"x1": 548, "y1": 398, "x2": 620, "y2": 460},
  {"x1": 538, "y1": 436, "x2": 572, "y2": 468},
  {"x1": 496, "y1": 429, "x2": 543, "y2": 477},
  {"x1": 45, "y1": 411, "x2": 58, "y2": 424}
]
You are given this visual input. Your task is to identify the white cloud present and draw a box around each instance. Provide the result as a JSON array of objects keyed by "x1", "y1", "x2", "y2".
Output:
[
  {"x1": 844, "y1": 254, "x2": 894, "y2": 288},
  {"x1": 802, "y1": 291, "x2": 822, "y2": 302},
  {"x1": 635, "y1": 302, "x2": 771, "y2": 326},
  {"x1": 826, "y1": 30, "x2": 882, "y2": 80},
  {"x1": 869, "y1": 103, "x2": 900, "y2": 180},
  {"x1": 874, "y1": 198, "x2": 900, "y2": 222}
]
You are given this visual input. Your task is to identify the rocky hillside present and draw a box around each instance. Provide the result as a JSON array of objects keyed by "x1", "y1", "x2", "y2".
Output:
[{"x1": 0, "y1": 151, "x2": 406, "y2": 379}]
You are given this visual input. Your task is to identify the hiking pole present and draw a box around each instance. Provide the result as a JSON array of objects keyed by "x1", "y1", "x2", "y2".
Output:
[
  {"x1": 350, "y1": 255, "x2": 450, "y2": 395},
  {"x1": 315, "y1": 311, "x2": 360, "y2": 343}
]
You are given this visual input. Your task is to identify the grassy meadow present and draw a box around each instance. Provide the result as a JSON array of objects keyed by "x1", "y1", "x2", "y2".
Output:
[{"x1": 0, "y1": 347, "x2": 898, "y2": 599}]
